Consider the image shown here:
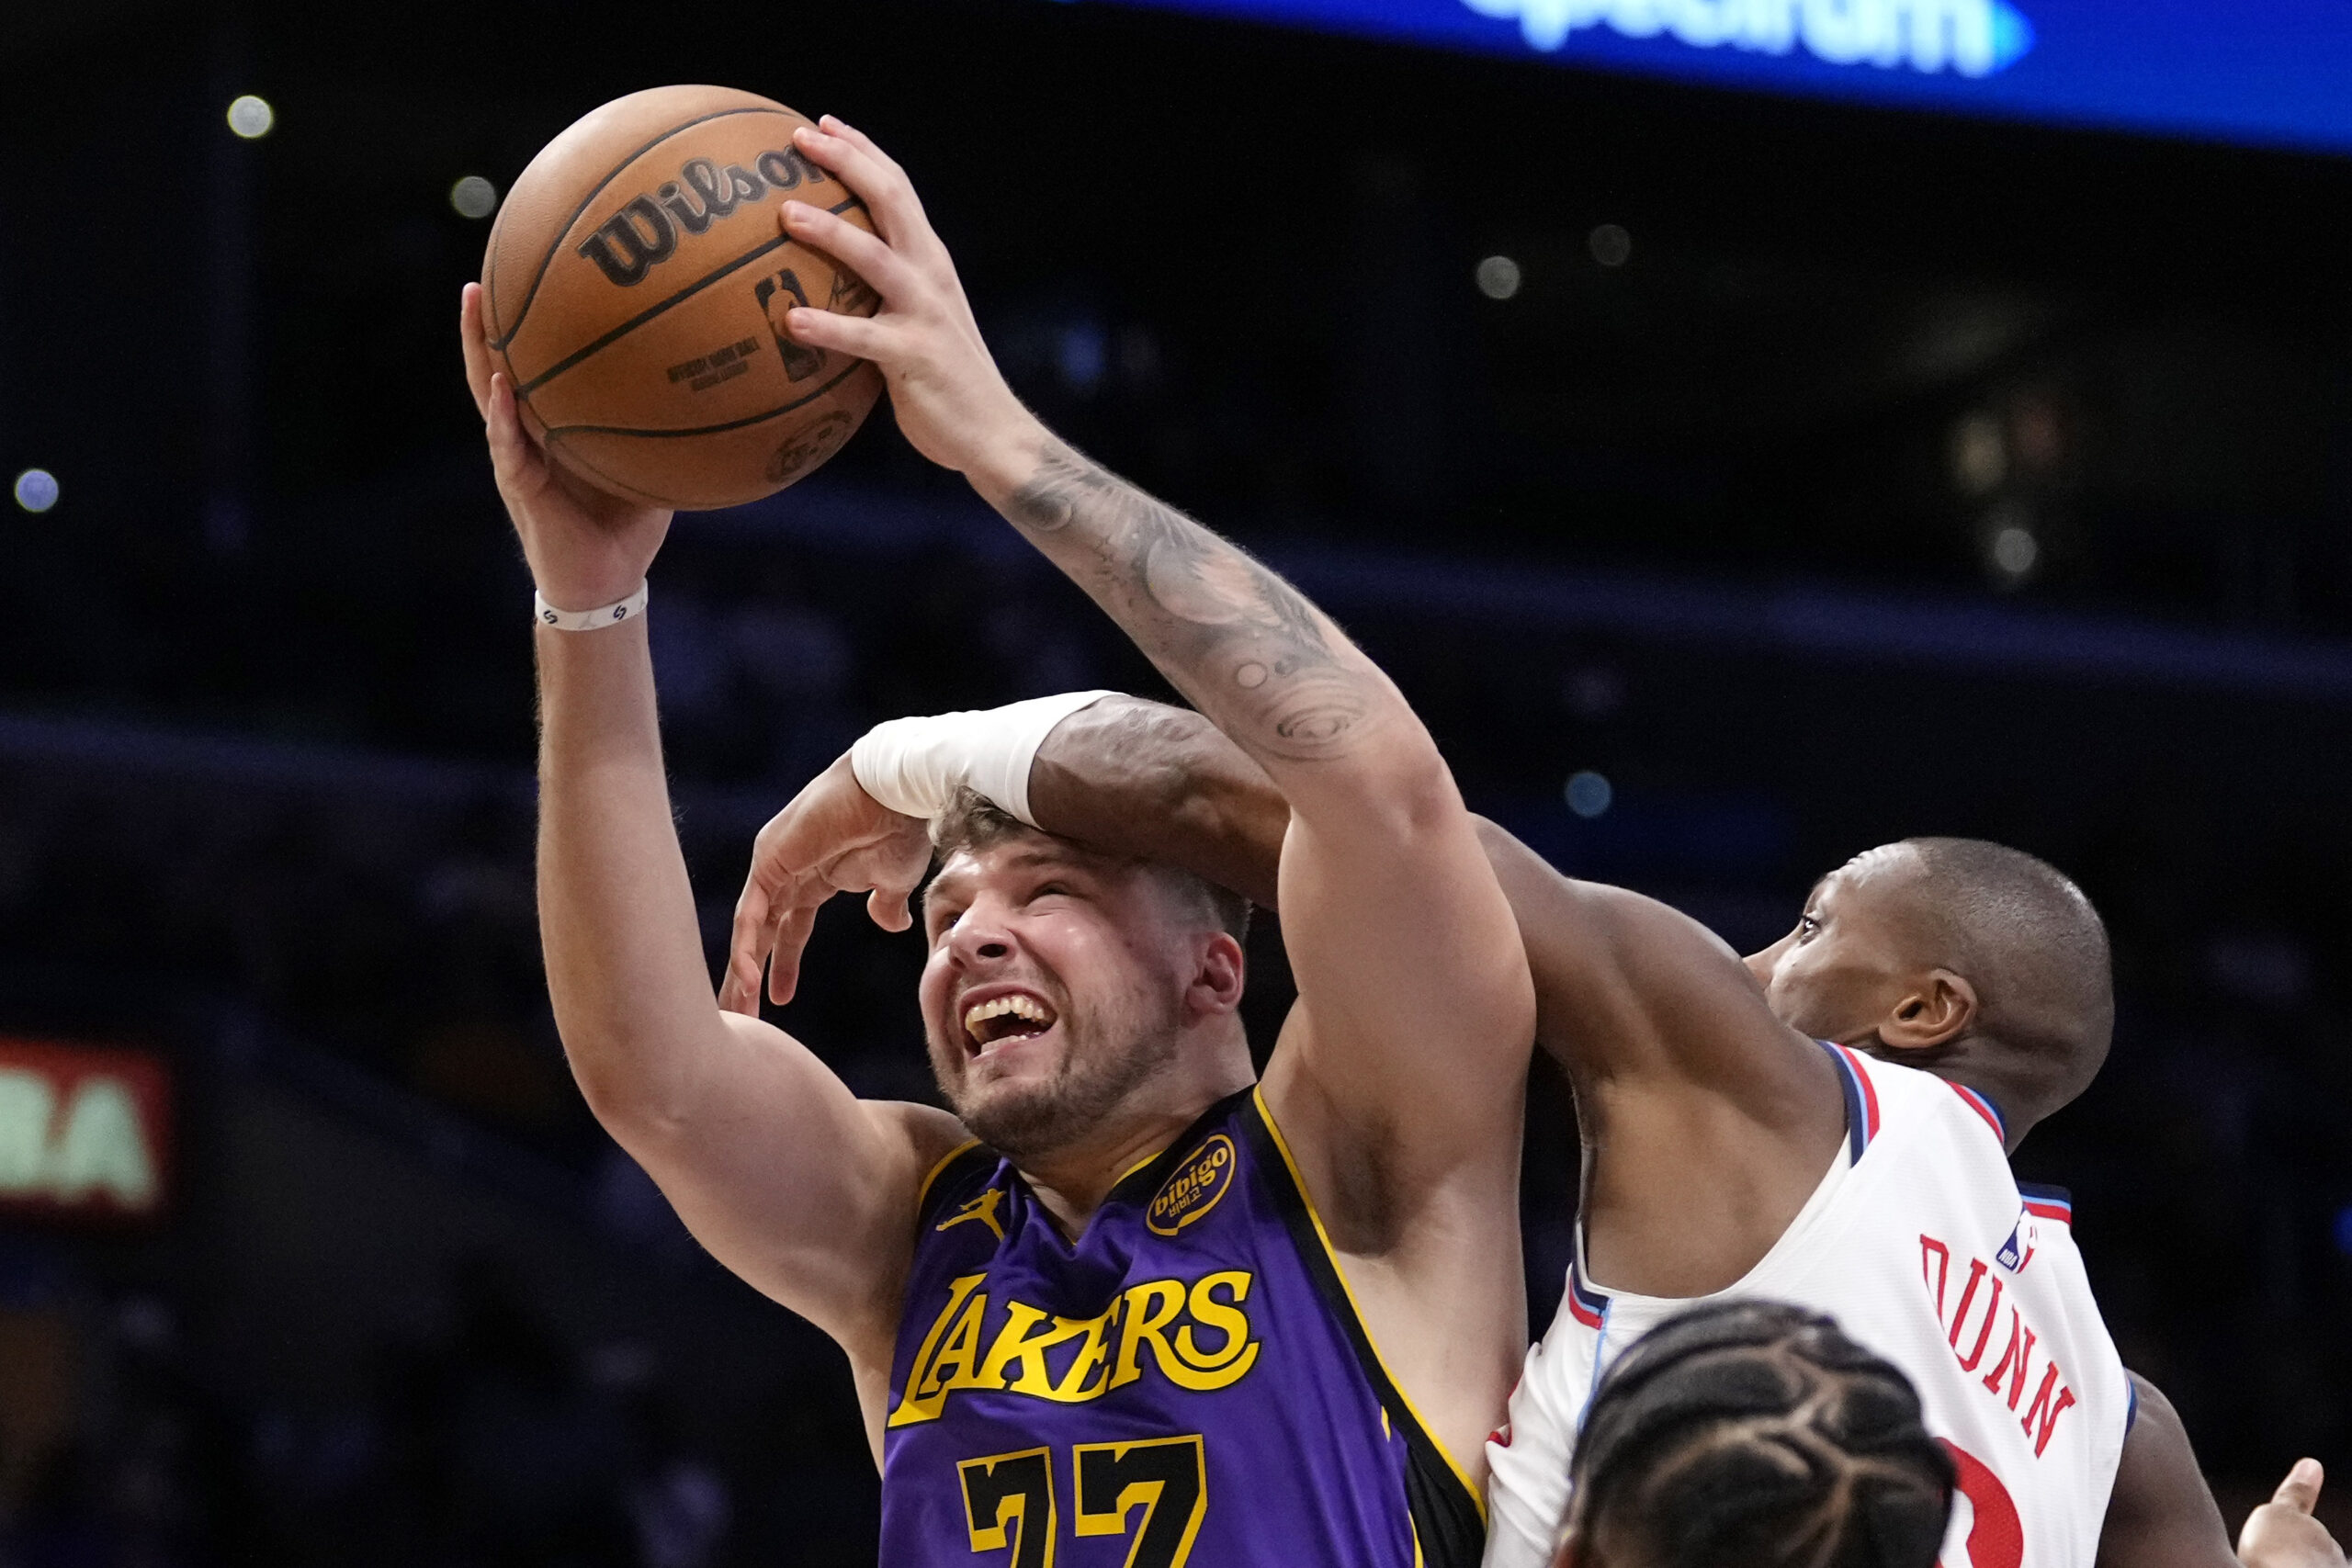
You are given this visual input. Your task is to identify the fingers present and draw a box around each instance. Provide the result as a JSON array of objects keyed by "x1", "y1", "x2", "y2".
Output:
[
  {"x1": 785, "y1": 306, "x2": 895, "y2": 361},
  {"x1": 779, "y1": 199, "x2": 912, "y2": 300},
  {"x1": 458, "y1": 284, "x2": 495, "y2": 420},
  {"x1": 721, "y1": 881, "x2": 776, "y2": 1016},
  {"x1": 483, "y1": 372, "x2": 544, "y2": 491},
  {"x1": 767, "y1": 903, "x2": 822, "y2": 1008},
  {"x1": 816, "y1": 116, "x2": 906, "y2": 180},
  {"x1": 793, "y1": 121, "x2": 933, "y2": 254},
  {"x1": 2275, "y1": 1459, "x2": 2326, "y2": 1514},
  {"x1": 866, "y1": 883, "x2": 914, "y2": 933}
]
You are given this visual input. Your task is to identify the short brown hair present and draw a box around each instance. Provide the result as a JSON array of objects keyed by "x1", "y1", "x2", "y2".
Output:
[{"x1": 931, "y1": 786, "x2": 1251, "y2": 942}]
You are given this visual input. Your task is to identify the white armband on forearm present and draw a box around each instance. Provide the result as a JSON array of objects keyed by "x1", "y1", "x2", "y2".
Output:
[{"x1": 849, "y1": 690, "x2": 1116, "y2": 827}]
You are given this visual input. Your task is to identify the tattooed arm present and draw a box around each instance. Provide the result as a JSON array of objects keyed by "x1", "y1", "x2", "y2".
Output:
[
  {"x1": 777, "y1": 117, "x2": 1534, "y2": 1472},
  {"x1": 775, "y1": 114, "x2": 1530, "y2": 1128}
]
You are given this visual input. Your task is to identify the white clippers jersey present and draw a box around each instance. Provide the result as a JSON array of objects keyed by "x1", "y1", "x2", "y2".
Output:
[{"x1": 1485, "y1": 1045, "x2": 2131, "y2": 1568}]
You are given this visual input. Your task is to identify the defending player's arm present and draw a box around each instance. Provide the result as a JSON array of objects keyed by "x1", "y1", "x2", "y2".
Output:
[
  {"x1": 737, "y1": 691, "x2": 1819, "y2": 1138},
  {"x1": 1032, "y1": 703, "x2": 1839, "y2": 1297},
  {"x1": 459, "y1": 285, "x2": 961, "y2": 1367}
]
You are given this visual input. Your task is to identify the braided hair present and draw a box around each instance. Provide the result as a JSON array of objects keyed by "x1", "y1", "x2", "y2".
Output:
[{"x1": 1560, "y1": 1301, "x2": 1954, "y2": 1568}]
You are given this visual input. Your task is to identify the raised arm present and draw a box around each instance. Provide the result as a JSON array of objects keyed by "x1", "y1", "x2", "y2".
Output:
[
  {"x1": 459, "y1": 286, "x2": 960, "y2": 1389},
  {"x1": 775, "y1": 119, "x2": 1532, "y2": 1173}
]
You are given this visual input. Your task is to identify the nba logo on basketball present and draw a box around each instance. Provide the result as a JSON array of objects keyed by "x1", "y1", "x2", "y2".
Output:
[{"x1": 1996, "y1": 1210, "x2": 2039, "y2": 1275}]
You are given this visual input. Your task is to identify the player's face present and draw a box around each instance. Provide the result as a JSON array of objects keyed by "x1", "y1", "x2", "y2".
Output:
[
  {"x1": 1744, "y1": 846, "x2": 1924, "y2": 1044},
  {"x1": 918, "y1": 835, "x2": 1200, "y2": 1159}
]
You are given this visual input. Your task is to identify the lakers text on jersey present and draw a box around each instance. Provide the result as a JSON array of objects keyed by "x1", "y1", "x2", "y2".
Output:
[{"x1": 883, "y1": 1088, "x2": 1484, "y2": 1568}]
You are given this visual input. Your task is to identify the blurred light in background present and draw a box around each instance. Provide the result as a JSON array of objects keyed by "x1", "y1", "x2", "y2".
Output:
[
  {"x1": 13, "y1": 470, "x2": 58, "y2": 513},
  {"x1": 1057, "y1": 321, "x2": 1108, "y2": 394},
  {"x1": 1562, "y1": 664, "x2": 1625, "y2": 720},
  {"x1": 1588, "y1": 223, "x2": 1632, "y2": 267},
  {"x1": 2335, "y1": 1205, "x2": 2352, "y2": 1258},
  {"x1": 1951, "y1": 412, "x2": 2007, "y2": 494},
  {"x1": 225, "y1": 95, "x2": 275, "y2": 140},
  {"x1": 1990, "y1": 520, "x2": 2040, "y2": 582},
  {"x1": 449, "y1": 175, "x2": 500, "y2": 220},
  {"x1": 1476, "y1": 254, "x2": 1522, "y2": 299},
  {"x1": 1566, "y1": 769, "x2": 1613, "y2": 818}
]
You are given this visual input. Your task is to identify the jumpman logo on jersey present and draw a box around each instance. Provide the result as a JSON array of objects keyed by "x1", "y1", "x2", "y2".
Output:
[{"x1": 937, "y1": 1188, "x2": 1006, "y2": 1243}]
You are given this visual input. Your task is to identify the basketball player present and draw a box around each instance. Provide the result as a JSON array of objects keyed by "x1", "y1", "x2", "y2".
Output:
[
  {"x1": 727, "y1": 690, "x2": 2294, "y2": 1567},
  {"x1": 1551, "y1": 1300, "x2": 1953, "y2": 1568},
  {"x1": 458, "y1": 112, "x2": 1535, "y2": 1567}
]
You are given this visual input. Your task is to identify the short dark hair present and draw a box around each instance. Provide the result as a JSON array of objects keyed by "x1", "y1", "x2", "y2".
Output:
[
  {"x1": 931, "y1": 787, "x2": 1251, "y2": 943},
  {"x1": 1567, "y1": 1300, "x2": 1952, "y2": 1568},
  {"x1": 1894, "y1": 837, "x2": 2113, "y2": 1115}
]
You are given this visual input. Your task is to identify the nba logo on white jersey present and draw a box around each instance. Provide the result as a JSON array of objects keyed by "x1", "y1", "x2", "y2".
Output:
[{"x1": 1996, "y1": 1210, "x2": 2038, "y2": 1273}]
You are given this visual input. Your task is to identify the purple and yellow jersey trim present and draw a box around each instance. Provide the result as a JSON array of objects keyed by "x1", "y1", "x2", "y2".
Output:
[{"x1": 880, "y1": 1087, "x2": 1485, "y2": 1568}]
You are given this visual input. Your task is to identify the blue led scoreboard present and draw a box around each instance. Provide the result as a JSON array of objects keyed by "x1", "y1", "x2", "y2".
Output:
[{"x1": 1048, "y1": 0, "x2": 2352, "y2": 155}]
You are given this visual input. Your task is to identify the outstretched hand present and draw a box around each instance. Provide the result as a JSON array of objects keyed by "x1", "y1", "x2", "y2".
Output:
[
  {"x1": 458, "y1": 282, "x2": 673, "y2": 610},
  {"x1": 720, "y1": 754, "x2": 935, "y2": 1015},
  {"x1": 2242, "y1": 1461, "x2": 2347, "y2": 1568},
  {"x1": 772, "y1": 118, "x2": 1041, "y2": 487}
]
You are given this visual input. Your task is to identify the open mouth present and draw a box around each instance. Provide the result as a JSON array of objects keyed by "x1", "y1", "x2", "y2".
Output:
[{"x1": 961, "y1": 992, "x2": 1057, "y2": 1057}]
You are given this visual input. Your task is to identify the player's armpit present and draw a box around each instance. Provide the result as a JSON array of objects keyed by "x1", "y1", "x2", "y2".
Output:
[{"x1": 2093, "y1": 1372, "x2": 2239, "y2": 1568}]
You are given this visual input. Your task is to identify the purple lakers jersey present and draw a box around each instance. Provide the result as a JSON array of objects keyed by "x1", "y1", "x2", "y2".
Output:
[{"x1": 881, "y1": 1087, "x2": 1484, "y2": 1568}]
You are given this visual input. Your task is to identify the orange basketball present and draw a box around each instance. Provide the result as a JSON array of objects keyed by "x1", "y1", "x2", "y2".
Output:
[{"x1": 481, "y1": 85, "x2": 883, "y2": 511}]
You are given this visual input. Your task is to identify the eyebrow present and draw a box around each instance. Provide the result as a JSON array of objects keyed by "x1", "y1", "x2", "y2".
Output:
[{"x1": 922, "y1": 846, "x2": 1100, "y2": 919}]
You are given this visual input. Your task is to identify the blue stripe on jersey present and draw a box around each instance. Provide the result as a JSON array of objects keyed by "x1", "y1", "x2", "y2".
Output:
[{"x1": 1819, "y1": 1040, "x2": 1872, "y2": 1162}]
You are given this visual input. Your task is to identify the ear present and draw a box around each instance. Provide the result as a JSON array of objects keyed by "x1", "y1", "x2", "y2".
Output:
[
  {"x1": 1877, "y1": 967, "x2": 1978, "y2": 1051},
  {"x1": 1184, "y1": 931, "x2": 1247, "y2": 1019}
]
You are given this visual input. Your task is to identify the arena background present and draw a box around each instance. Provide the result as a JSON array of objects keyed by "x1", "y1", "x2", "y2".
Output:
[{"x1": 2, "y1": 0, "x2": 2349, "y2": 1560}]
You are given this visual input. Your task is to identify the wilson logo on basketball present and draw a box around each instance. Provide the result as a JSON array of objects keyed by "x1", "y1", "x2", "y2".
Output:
[
  {"x1": 578, "y1": 146, "x2": 832, "y2": 288},
  {"x1": 1148, "y1": 1134, "x2": 1237, "y2": 1236}
]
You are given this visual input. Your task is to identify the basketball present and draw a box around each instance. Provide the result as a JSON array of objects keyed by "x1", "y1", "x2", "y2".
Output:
[{"x1": 481, "y1": 85, "x2": 883, "y2": 511}]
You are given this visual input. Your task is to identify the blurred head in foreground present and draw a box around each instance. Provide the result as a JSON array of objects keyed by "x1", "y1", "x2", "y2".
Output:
[{"x1": 1556, "y1": 1300, "x2": 1952, "y2": 1568}]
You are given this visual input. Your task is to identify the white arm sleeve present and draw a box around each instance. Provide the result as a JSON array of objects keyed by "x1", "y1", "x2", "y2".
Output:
[
  {"x1": 849, "y1": 691, "x2": 1115, "y2": 827},
  {"x1": 1482, "y1": 1331, "x2": 1586, "y2": 1568}
]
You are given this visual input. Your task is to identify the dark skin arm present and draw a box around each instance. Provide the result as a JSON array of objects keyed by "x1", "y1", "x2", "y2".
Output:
[
  {"x1": 1031, "y1": 694, "x2": 1843, "y2": 1297},
  {"x1": 2096, "y1": 1374, "x2": 2238, "y2": 1568}
]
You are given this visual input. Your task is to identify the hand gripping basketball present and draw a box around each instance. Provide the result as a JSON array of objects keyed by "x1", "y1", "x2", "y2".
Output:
[
  {"x1": 719, "y1": 753, "x2": 934, "y2": 1015},
  {"x1": 773, "y1": 119, "x2": 1043, "y2": 484},
  {"x1": 459, "y1": 281, "x2": 673, "y2": 613}
]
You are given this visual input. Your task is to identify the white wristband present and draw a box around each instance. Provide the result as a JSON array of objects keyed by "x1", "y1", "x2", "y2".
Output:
[
  {"x1": 534, "y1": 581, "x2": 648, "y2": 632},
  {"x1": 851, "y1": 690, "x2": 1115, "y2": 827}
]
